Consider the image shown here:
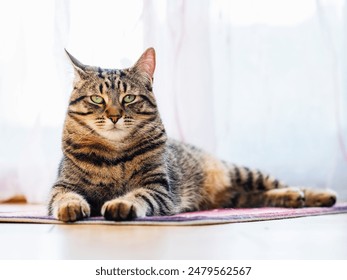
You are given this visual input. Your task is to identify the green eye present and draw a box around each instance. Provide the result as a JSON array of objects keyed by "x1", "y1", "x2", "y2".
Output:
[
  {"x1": 123, "y1": 95, "x2": 136, "y2": 104},
  {"x1": 90, "y1": 95, "x2": 104, "y2": 104}
]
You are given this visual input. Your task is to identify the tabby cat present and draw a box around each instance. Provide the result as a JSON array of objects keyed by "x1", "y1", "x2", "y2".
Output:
[{"x1": 48, "y1": 48, "x2": 337, "y2": 222}]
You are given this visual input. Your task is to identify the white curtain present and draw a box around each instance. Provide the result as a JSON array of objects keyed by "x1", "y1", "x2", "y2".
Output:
[{"x1": 0, "y1": 0, "x2": 346, "y2": 203}]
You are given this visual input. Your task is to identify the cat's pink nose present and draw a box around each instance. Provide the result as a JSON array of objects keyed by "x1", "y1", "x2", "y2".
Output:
[
  {"x1": 106, "y1": 106, "x2": 123, "y2": 124},
  {"x1": 108, "y1": 115, "x2": 121, "y2": 124}
]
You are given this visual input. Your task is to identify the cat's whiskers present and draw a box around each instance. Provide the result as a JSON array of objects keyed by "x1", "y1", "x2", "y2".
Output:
[{"x1": 123, "y1": 118, "x2": 134, "y2": 128}]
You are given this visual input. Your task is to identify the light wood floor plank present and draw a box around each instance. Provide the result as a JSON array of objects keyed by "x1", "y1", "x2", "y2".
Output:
[{"x1": 0, "y1": 213, "x2": 346, "y2": 259}]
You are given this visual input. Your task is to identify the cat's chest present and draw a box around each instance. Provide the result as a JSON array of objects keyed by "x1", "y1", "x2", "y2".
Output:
[
  {"x1": 67, "y1": 154, "x2": 160, "y2": 195},
  {"x1": 84, "y1": 163, "x2": 130, "y2": 187},
  {"x1": 78, "y1": 164, "x2": 132, "y2": 201}
]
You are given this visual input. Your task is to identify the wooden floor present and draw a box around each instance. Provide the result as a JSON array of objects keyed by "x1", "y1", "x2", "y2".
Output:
[{"x1": 0, "y1": 204, "x2": 346, "y2": 260}]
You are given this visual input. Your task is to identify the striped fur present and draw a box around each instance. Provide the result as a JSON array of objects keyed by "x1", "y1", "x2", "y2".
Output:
[{"x1": 48, "y1": 48, "x2": 337, "y2": 222}]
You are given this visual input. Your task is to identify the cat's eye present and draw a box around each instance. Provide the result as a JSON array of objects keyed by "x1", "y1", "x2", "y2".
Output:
[
  {"x1": 90, "y1": 95, "x2": 104, "y2": 104},
  {"x1": 123, "y1": 94, "x2": 136, "y2": 104}
]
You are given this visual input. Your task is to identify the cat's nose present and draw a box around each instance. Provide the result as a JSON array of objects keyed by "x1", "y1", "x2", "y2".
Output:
[
  {"x1": 106, "y1": 107, "x2": 123, "y2": 124},
  {"x1": 108, "y1": 115, "x2": 121, "y2": 124}
]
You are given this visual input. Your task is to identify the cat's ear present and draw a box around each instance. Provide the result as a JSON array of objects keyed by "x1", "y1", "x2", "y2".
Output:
[
  {"x1": 133, "y1": 48, "x2": 156, "y2": 81},
  {"x1": 65, "y1": 49, "x2": 88, "y2": 79}
]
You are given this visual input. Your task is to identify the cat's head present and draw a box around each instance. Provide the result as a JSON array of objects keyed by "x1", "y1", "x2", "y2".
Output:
[{"x1": 64, "y1": 48, "x2": 164, "y2": 147}]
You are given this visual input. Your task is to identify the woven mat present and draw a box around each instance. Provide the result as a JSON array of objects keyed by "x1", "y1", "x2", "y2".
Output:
[{"x1": 0, "y1": 203, "x2": 346, "y2": 226}]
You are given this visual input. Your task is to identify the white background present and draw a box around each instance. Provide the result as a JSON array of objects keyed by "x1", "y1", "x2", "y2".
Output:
[{"x1": 0, "y1": 0, "x2": 346, "y2": 202}]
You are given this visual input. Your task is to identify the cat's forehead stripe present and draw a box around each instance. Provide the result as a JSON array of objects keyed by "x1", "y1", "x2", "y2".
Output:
[
  {"x1": 97, "y1": 78, "x2": 128, "y2": 94},
  {"x1": 97, "y1": 67, "x2": 103, "y2": 79},
  {"x1": 96, "y1": 67, "x2": 126, "y2": 79}
]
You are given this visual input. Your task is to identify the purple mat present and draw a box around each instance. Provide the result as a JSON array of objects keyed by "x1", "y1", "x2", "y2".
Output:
[{"x1": 0, "y1": 203, "x2": 346, "y2": 225}]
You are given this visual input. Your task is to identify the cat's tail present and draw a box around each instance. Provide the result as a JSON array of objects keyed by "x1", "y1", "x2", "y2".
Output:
[{"x1": 227, "y1": 163, "x2": 287, "y2": 192}]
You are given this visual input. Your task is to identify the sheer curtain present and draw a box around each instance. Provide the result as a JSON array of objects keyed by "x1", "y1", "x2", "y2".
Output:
[
  {"x1": 143, "y1": 0, "x2": 347, "y2": 199},
  {"x1": 0, "y1": 0, "x2": 346, "y2": 203}
]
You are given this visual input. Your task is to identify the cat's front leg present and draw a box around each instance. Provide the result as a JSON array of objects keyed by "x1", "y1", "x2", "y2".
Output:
[
  {"x1": 48, "y1": 186, "x2": 91, "y2": 222},
  {"x1": 101, "y1": 188, "x2": 175, "y2": 221}
]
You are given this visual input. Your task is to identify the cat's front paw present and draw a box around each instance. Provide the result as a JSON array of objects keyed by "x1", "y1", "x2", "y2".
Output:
[
  {"x1": 54, "y1": 200, "x2": 90, "y2": 222},
  {"x1": 101, "y1": 199, "x2": 145, "y2": 221}
]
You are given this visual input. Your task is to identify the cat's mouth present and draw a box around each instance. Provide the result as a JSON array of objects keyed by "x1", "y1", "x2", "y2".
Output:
[
  {"x1": 105, "y1": 118, "x2": 127, "y2": 131},
  {"x1": 107, "y1": 124, "x2": 123, "y2": 131},
  {"x1": 107, "y1": 126, "x2": 119, "y2": 131}
]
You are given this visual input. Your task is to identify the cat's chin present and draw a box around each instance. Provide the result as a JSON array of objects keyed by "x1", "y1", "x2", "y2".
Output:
[{"x1": 97, "y1": 128, "x2": 127, "y2": 142}]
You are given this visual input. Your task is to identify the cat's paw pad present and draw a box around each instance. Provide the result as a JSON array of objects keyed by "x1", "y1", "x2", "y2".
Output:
[
  {"x1": 55, "y1": 200, "x2": 90, "y2": 222},
  {"x1": 101, "y1": 199, "x2": 143, "y2": 221},
  {"x1": 282, "y1": 188, "x2": 305, "y2": 208}
]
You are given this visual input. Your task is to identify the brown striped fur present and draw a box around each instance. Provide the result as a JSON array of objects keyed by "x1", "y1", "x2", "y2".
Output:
[{"x1": 48, "y1": 48, "x2": 337, "y2": 222}]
